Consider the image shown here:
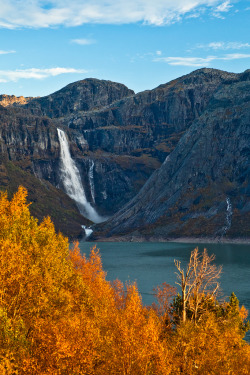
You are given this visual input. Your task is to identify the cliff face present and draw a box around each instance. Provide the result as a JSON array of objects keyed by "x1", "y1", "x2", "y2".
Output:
[
  {"x1": 94, "y1": 71, "x2": 250, "y2": 240},
  {"x1": 0, "y1": 69, "x2": 249, "y2": 240},
  {"x1": 0, "y1": 106, "x2": 58, "y2": 160},
  {"x1": 64, "y1": 69, "x2": 238, "y2": 158},
  {"x1": 0, "y1": 106, "x2": 90, "y2": 237},
  {"x1": 55, "y1": 69, "x2": 239, "y2": 215}
]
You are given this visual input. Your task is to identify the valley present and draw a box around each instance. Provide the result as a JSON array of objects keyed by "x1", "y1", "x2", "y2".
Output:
[{"x1": 0, "y1": 68, "x2": 249, "y2": 241}]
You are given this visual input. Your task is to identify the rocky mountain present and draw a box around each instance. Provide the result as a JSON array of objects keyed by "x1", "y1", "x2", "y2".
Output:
[
  {"x1": 24, "y1": 78, "x2": 135, "y2": 118},
  {"x1": 93, "y1": 70, "x2": 250, "y2": 241},
  {"x1": 37, "y1": 68, "x2": 238, "y2": 216},
  {"x1": 0, "y1": 68, "x2": 249, "y2": 240},
  {"x1": 0, "y1": 94, "x2": 34, "y2": 107},
  {"x1": 0, "y1": 105, "x2": 91, "y2": 238}
]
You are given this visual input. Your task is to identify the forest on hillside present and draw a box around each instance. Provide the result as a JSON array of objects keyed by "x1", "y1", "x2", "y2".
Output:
[{"x1": 0, "y1": 187, "x2": 250, "y2": 374}]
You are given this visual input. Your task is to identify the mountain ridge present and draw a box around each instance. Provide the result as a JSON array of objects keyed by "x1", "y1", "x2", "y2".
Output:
[
  {"x1": 0, "y1": 68, "x2": 249, "y2": 240},
  {"x1": 92, "y1": 71, "x2": 250, "y2": 241}
]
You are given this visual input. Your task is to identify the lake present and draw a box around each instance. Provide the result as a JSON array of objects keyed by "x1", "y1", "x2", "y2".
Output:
[{"x1": 78, "y1": 241, "x2": 250, "y2": 339}]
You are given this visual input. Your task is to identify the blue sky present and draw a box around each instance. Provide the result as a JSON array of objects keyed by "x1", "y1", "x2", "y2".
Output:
[{"x1": 0, "y1": 0, "x2": 249, "y2": 97}]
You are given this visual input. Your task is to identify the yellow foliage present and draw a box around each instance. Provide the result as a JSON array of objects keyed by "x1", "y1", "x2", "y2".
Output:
[
  {"x1": 169, "y1": 313, "x2": 250, "y2": 375},
  {"x1": 0, "y1": 186, "x2": 249, "y2": 374}
]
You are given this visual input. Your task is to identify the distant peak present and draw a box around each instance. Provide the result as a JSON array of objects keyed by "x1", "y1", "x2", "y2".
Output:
[
  {"x1": 155, "y1": 67, "x2": 238, "y2": 90},
  {"x1": 65, "y1": 77, "x2": 134, "y2": 92},
  {"x1": 24, "y1": 76, "x2": 135, "y2": 118},
  {"x1": 0, "y1": 94, "x2": 35, "y2": 107}
]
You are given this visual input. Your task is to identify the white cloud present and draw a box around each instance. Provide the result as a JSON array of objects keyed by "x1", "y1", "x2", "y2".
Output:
[
  {"x1": 155, "y1": 56, "x2": 216, "y2": 66},
  {"x1": 71, "y1": 38, "x2": 96, "y2": 45},
  {"x1": 221, "y1": 53, "x2": 250, "y2": 60},
  {"x1": 213, "y1": 0, "x2": 233, "y2": 18},
  {"x1": 196, "y1": 41, "x2": 250, "y2": 50},
  {"x1": 0, "y1": 50, "x2": 15, "y2": 54},
  {"x1": 0, "y1": 67, "x2": 87, "y2": 82},
  {"x1": 154, "y1": 53, "x2": 250, "y2": 66},
  {"x1": 215, "y1": 0, "x2": 232, "y2": 12},
  {"x1": 0, "y1": 0, "x2": 227, "y2": 28}
]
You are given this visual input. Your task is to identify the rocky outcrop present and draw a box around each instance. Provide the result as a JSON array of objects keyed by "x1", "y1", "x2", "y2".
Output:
[
  {"x1": 93, "y1": 71, "x2": 250, "y2": 240},
  {"x1": 0, "y1": 106, "x2": 59, "y2": 160},
  {"x1": 25, "y1": 79, "x2": 134, "y2": 118},
  {"x1": 0, "y1": 94, "x2": 34, "y2": 107},
  {"x1": 64, "y1": 69, "x2": 238, "y2": 159}
]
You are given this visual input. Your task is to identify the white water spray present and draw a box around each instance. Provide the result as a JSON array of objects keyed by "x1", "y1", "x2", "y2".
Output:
[
  {"x1": 57, "y1": 128, "x2": 104, "y2": 223},
  {"x1": 81, "y1": 225, "x2": 93, "y2": 239}
]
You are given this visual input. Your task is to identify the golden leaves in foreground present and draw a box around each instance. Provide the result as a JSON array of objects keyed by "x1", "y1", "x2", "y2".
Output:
[{"x1": 0, "y1": 187, "x2": 249, "y2": 374}]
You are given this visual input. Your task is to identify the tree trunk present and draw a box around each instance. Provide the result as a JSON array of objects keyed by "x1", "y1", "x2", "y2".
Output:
[{"x1": 182, "y1": 289, "x2": 186, "y2": 323}]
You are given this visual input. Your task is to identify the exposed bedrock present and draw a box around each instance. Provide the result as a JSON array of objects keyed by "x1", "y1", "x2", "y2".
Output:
[
  {"x1": 93, "y1": 71, "x2": 250, "y2": 240},
  {"x1": 0, "y1": 68, "x2": 249, "y2": 239}
]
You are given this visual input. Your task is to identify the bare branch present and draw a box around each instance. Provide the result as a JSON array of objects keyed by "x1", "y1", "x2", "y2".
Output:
[{"x1": 174, "y1": 248, "x2": 222, "y2": 323}]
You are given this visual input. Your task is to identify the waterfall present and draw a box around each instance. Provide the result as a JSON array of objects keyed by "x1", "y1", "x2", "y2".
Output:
[
  {"x1": 221, "y1": 197, "x2": 233, "y2": 237},
  {"x1": 88, "y1": 160, "x2": 95, "y2": 203},
  {"x1": 225, "y1": 197, "x2": 233, "y2": 231},
  {"x1": 57, "y1": 128, "x2": 104, "y2": 223}
]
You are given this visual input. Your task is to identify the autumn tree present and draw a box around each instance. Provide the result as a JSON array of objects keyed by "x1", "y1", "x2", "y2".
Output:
[
  {"x1": 0, "y1": 187, "x2": 249, "y2": 374},
  {"x1": 174, "y1": 248, "x2": 222, "y2": 323},
  {"x1": 0, "y1": 187, "x2": 170, "y2": 374},
  {"x1": 169, "y1": 310, "x2": 250, "y2": 375},
  {"x1": 153, "y1": 282, "x2": 176, "y2": 330},
  {"x1": 170, "y1": 249, "x2": 250, "y2": 374},
  {"x1": 0, "y1": 187, "x2": 79, "y2": 372}
]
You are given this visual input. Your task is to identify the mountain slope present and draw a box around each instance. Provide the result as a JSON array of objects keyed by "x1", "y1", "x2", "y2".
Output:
[
  {"x1": 0, "y1": 69, "x2": 249, "y2": 240},
  {"x1": 2, "y1": 69, "x2": 234, "y2": 219},
  {"x1": 56, "y1": 68, "x2": 239, "y2": 214},
  {"x1": 0, "y1": 160, "x2": 90, "y2": 239},
  {"x1": 93, "y1": 70, "x2": 250, "y2": 240}
]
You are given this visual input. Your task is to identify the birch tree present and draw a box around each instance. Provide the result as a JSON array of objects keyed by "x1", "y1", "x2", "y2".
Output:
[{"x1": 174, "y1": 248, "x2": 222, "y2": 323}]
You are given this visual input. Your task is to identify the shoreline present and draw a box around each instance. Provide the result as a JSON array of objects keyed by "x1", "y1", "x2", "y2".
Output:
[{"x1": 88, "y1": 236, "x2": 250, "y2": 245}]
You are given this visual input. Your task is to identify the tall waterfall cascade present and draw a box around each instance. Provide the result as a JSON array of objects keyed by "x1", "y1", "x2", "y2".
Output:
[{"x1": 57, "y1": 128, "x2": 104, "y2": 223}]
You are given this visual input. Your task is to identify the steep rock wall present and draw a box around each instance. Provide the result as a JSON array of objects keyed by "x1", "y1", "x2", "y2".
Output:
[
  {"x1": 1, "y1": 69, "x2": 249, "y2": 240},
  {"x1": 94, "y1": 72, "x2": 250, "y2": 240}
]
